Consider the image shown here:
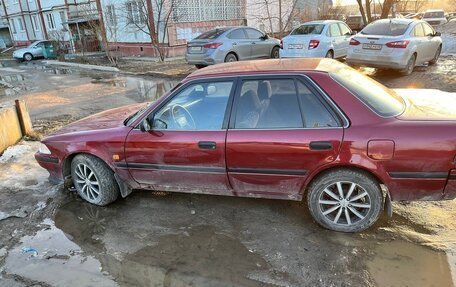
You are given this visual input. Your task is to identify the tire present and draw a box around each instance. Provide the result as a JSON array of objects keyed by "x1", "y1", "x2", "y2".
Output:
[
  {"x1": 195, "y1": 64, "x2": 207, "y2": 69},
  {"x1": 271, "y1": 46, "x2": 280, "y2": 59},
  {"x1": 307, "y1": 169, "x2": 383, "y2": 233},
  {"x1": 23, "y1": 53, "x2": 33, "y2": 61},
  {"x1": 71, "y1": 154, "x2": 120, "y2": 206},
  {"x1": 224, "y1": 53, "x2": 237, "y2": 63},
  {"x1": 400, "y1": 54, "x2": 416, "y2": 76},
  {"x1": 429, "y1": 45, "x2": 441, "y2": 65},
  {"x1": 325, "y1": 50, "x2": 334, "y2": 59}
]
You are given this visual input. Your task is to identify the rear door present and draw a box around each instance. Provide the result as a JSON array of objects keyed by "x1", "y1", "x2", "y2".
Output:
[
  {"x1": 225, "y1": 75, "x2": 345, "y2": 200},
  {"x1": 124, "y1": 79, "x2": 237, "y2": 195}
]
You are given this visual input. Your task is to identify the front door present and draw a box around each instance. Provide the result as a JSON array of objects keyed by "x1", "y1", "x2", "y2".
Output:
[
  {"x1": 124, "y1": 79, "x2": 236, "y2": 195},
  {"x1": 328, "y1": 23, "x2": 343, "y2": 58},
  {"x1": 245, "y1": 28, "x2": 270, "y2": 58},
  {"x1": 226, "y1": 76, "x2": 344, "y2": 200}
]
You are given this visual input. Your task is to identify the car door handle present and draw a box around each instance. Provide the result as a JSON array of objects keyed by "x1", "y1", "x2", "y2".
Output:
[
  {"x1": 309, "y1": 141, "x2": 333, "y2": 150},
  {"x1": 233, "y1": 42, "x2": 237, "y2": 45},
  {"x1": 251, "y1": 42, "x2": 256, "y2": 44},
  {"x1": 198, "y1": 141, "x2": 216, "y2": 150}
]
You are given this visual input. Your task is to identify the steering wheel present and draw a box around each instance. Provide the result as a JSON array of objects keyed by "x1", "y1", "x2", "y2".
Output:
[{"x1": 171, "y1": 105, "x2": 196, "y2": 129}]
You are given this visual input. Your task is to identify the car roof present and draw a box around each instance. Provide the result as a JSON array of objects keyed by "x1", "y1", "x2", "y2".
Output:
[
  {"x1": 300, "y1": 20, "x2": 341, "y2": 24},
  {"x1": 371, "y1": 18, "x2": 415, "y2": 24},
  {"x1": 186, "y1": 58, "x2": 346, "y2": 80}
]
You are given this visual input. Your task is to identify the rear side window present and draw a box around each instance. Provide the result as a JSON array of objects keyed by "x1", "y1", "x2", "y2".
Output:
[
  {"x1": 330, "y1": 69, "x2": 405, "y2": 117},
  {"x1": 234, "y1": 79, "x2": 303, "y2": 129},
  {"x1": 412, "y1": 24, "x2": 425, "y2": 37},
  {"x1": 361, "y1": 21, "x2": 409, "y2": 36},
  {"x1": 195, "y1": 28, "x2": 227, "y2": 40},
  {"x1": 228, "y1": 29, "x2": 246, "y2": 39},
  {"x1": 291, "y1": 24, "x2": 325, "y2": 35}
]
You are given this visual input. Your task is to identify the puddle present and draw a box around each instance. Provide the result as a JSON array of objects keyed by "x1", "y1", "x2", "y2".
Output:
[{"x1": 368, "y1": 241, "x2": 454, "y2": 287}]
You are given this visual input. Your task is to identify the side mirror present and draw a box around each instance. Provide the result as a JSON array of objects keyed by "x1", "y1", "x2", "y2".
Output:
[
  {"x1": 434, "y1": 31, "x2": 441, "y2": 36},
  {"x1": 139, "y1": 118, "x2": 151, "y2": 132},
  {"x1": 261, "y1": 34, "x2": 269, "y2": 40}
]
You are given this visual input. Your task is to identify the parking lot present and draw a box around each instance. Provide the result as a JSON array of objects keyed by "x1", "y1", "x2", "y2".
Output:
[{"x1": 0, "y1": 51, "x2": 455, "y2": 286}]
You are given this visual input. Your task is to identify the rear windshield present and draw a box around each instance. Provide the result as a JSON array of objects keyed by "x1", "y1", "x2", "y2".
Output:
[
  {"x1": 291, "y1": 24, "x2": 325, "y2": 35},
  {"x1": 195, "y1": 28, "x2": 228, "y2": 40},
  {"x1": 361, "y1": 21, "x2": 409, "y2": 36},
  {"x1": 330, "y1": 69, "x2": 405, "y2": 117},
  {"x1": 424, "y1": 11, "x2": 445, "y2": 18}
]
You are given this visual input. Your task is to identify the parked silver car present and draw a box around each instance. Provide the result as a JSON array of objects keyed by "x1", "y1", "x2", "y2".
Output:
[
  {"x1": 280, "y1": 20, "x2": 353, "y2": 59},
  {"x1": 12, "y1": 40, "x2": 51, "y2": 61},
  {"x1": 346, "y1": 19, "x2": 442, "y2": 75},
  {"x1": 185, "y1": 27, "x2": 280, "y2": 68}
]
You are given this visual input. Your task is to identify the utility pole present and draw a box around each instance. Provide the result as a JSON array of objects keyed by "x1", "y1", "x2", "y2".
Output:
[{"x1": 278, "y1": 0, "x2": 282, "y2": 38}]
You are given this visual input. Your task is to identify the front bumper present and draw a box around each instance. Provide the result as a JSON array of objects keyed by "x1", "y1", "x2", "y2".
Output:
[{"x1": 35, "y1": 152, "x2": 63, "y2": 184}]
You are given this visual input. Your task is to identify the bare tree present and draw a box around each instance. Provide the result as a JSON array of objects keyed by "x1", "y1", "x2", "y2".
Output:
[{"x1": 248, "y1": 0, "x2": 299, "y2": 37}]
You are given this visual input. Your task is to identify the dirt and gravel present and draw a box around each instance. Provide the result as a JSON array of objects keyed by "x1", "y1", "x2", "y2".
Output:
[{"x1": 0, "y1": 48, "x2": 455, "y2": 286}]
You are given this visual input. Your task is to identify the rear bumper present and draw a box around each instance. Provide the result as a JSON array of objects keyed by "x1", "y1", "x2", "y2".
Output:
[
  {"x1": 280, "y1": 48, "x2": 327, "y2": 58},
  {"x1": 35, "y1": 152, "x2": 63, "y2": 184},
  {"x1": 185, "y1": 49, "x2": 225, "y2": 66},
  {"x1": 346, "y1": 50, "x2": 411, "y2": 69}
]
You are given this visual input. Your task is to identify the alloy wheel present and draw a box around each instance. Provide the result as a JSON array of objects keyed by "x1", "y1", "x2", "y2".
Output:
[
  {"x1": 318, "y1": 181, "x2": 371, "y2": 226},
  {"x1": 74, "y1": 163, "x2": 100, "y2": 202}
]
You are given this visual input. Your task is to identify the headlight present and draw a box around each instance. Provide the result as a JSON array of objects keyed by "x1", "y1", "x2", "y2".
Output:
[{"x1": 39, "y1": 143, "x2": 51, "y2": 155}]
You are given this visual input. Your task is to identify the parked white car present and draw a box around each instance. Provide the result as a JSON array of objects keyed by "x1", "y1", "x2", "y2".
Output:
[
  {"x1": 423, "y1": 9, "x2": 447, "y2": 26},
  {"x1": 346, "y1": 19, "x2": 442, "y2": 75},
  {"x1": 279, "y1": 20, "x2": 353, "y2": 59}
]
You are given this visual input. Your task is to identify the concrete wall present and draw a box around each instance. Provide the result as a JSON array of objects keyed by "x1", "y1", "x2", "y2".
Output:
[{"x1": 0, "y1": 106, "x2": 22, "y2": 154}]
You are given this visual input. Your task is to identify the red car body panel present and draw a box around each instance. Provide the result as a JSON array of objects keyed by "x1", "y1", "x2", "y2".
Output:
[{"x1": 35, "y1": 59, "x2": 456, "y2": 202}]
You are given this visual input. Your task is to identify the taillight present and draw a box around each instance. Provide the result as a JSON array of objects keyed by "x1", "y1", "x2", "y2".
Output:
[
  {"x1": 385, "y1": 40, "x2": 410, "y2": 48},
  {"x1": 280, "y1": 40, "x2": 283, "y2": 49},
  {"x1": 308, "y1": 39, "x2": 320, "y2": 49},
  {"x1": 203, "y1": 42, "x2": 223, "y2": 49},
  {"x1": 349, "y1": 39, "x2": 360, "y2": 46}
]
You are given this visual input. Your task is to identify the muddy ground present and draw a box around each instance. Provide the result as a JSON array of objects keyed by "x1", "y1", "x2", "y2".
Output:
[{"x1": 0, "y1": 56, "x2": 455, "y2": 287}]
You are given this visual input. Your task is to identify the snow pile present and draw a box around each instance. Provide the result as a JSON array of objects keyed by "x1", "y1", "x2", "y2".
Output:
[{"x1": 439, "y1": 21, "x2": 456, "y2": 55}]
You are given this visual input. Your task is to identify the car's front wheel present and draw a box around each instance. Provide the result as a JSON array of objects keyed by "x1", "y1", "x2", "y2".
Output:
[
  {"x1": 429, "y1": 45, "x2": 441, "y2": 65},
  {"x1": 271, "y1": 46, "x2": 280, "y2": 59},
  {"x1": 307, "y1": 169, "x2": 383, "y2": 232},
  {"x1": 23, "y1": 53, "x2": 33, "y2": 61},
  {"x1": 71, "y1": 154, "x2": 120, "y2": 206}
]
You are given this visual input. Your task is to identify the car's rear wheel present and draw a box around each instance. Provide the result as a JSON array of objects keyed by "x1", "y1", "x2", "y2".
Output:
[
  {"x1": 224, "y1": 53, "x2": 238, "y2": 63},
  {"x1": 271, "y1": 46, "x2": 280, "y2": 59},
  {"x1": 429, "y1": 45, "x2": 441, "y2": 65},
  {"x1": 23, "y1": 53, "x2": 33, "y2": 61},
  {"x1": 325, "y1": 50, "x2": 334, "y2": 59},
  {"x1": 195, "y1": 64, "x2": 207, "y2": 69},
  {"x1": 71, "y1": 154, "x2": 120, "y2": 206},
  {"x1": 400, "y1": 54, "x2": 416, "y2": 76},
  {"x1": 307, "y1": 169, "x2": 383, "y2": 233}
]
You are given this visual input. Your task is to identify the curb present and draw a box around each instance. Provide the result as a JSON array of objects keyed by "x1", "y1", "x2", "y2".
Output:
[{"x1": 43, "y1": 60, "x2": 120, "y2": 72}]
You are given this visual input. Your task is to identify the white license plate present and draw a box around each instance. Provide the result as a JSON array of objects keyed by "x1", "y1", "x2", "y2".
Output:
[
  {"x1": 362, "y1": 43, "x2": 382, "y2": 50},
  {"x1": 190, "y1": 46, "x2": 202, "y2": 52},
  {"x1": 288, "y1": 44, "x2": 303, "y2": 49}
]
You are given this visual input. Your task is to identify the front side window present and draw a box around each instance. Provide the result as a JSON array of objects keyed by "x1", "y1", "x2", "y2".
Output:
[
  {"x1": 234, "y1": 79, "x2": 303, "y2": 129},
  {"x1": 412, "y1": 24, "x2": 425, "y2": 37},
  {"x1": 152, "y1": 81, "x2": 233, "y2": 130},
  {"x1": 422, "y1": 23, "x2": 434, "y2": 36},
  {"x1": 329, "y1": 24, "x2": 341, "y2": 37},
  {"x1": 245, "y1": 28, "x2": 263, "y2": 39},
  {"x1": 338, "y1": 23, "x2": 351, "y2": 35}
]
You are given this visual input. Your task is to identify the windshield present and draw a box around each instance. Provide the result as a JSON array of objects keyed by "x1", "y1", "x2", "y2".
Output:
[
  {"x1": 424, "y1": 11, "x2": 444, "y2": 18},
  {"x1": 123, "y1": 103, "x2": 151, "y2": 126},
  {"x1": 330, "y1": 69, "x2": 405, "y2": 117},
  {"x1": 195, "y1": 28, "x2": 228, "y2": 40},
  {"x1": 291, "y1": 24, "x2": 325, "y2": 35},
  {"x1": 361, "y1": 21, "x2": 409, "y2": 35}
]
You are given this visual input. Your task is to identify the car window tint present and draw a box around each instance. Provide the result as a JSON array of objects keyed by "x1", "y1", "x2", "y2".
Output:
[
  {"x1": 330, "y1": 70, "x2": 404, "y2": 117},
  {"x1": 329, "y1": 24, "x2": 342, "y2": 36},
  {"x1": 297, "y1": 81, "x2": 339, "y2": 128},
  {"x1": 412, "y1": 24, "x2": 425, "y2": 37},
  {"x1": 228, "y1": 29, "x2": 246, "y2": 39},
  {"x1": 291, "y1": 24, "x2": 325, "y2": 35},
  {"x1": 245, "y1": 28, "x2": 264, "y2": 39},
  {"x1": 234, "y1": 79, "x2": 303, "y2": 129},
  {"x1": 361, "y1": 20, "x2": 409, "y2": 36},
  {"x1": 195, "y1": 28, "x2": 227, "y2": 40},
  {"x1": 422, "y1": 23, "x2": 434, "y2": 36},
  {"x1": 153, "y1": 81, "x2": 233, "y2": 130},
  {"x1": 338, "y1": 23, "x2": 351, "y2": 35}
]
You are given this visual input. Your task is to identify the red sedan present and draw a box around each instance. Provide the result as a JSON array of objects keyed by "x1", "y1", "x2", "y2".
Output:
[{"x1": 35, "y1": 59, "x2": 456, "y2": 232}]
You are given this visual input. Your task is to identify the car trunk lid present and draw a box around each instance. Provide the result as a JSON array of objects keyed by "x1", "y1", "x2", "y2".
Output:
[
  {"x1": 350, "y1": 34, "x2": 405, "y2": 55},
  {"x1": 187, "y1": 39, "x2": 212, "y2": 54},
  {"x1": 395, "y1": 89, "x2": 456, "y2": 121},
  {"x1": 281, "y1": 35, "x2": 318, "y2": 54}
]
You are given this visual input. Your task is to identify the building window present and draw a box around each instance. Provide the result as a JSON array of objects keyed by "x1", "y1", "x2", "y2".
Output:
[
  {"x1": 17, "y1": 18, "x2": 24, "y2": 31},
  {"x1": 10, "y1": 19, "x2": 16, "y2": 34},
  {"x1": 59, "y1": 11, "x2": 66, "y2": 25},
  {"x1": 32, "y1": 15, "x2": 40, "y2": 31},
  {"x1": 105, "y1": 5, "x2": 117, "y2": 26},
  {"x1": 125, "y1": 1, "x2": 146, "y2": 25},
  {"x1": 173, "y1": 0, "x2": 244, "y2": 23},
  {"x1": 46, "y1": 13, "x2": 56, "y2": 30}
]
